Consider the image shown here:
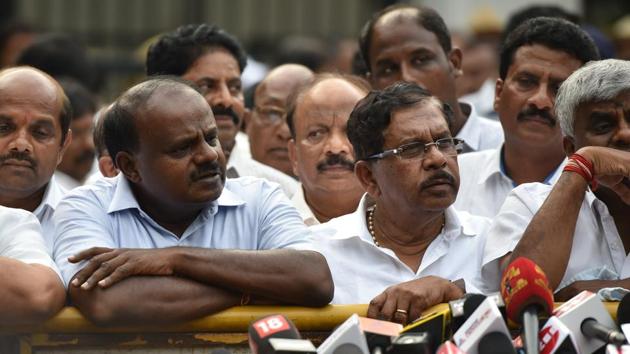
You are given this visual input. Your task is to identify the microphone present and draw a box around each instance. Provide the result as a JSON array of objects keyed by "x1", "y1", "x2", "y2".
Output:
[
  {"x1": 538, "y1": 316, "x2": 578, "y2": 354},
  {"x1": 450, "y1": 293, "x2": 506, "y2": 332},
  {"x1": 435, "y1": 341, "x2": 467, "y2": 354},
  {"x1": 268, "y1": 338, "x2": 317, "y2": 354},
  {"x1": 387, "y1": 333, "x2": 431, "y2": 354},
  {"x1": 501, "y1": 257, "x2": 554, "y2": 354},
  {"x1": 606, "y1": 344, "x2": 630, "y2": 353},
  {"x1": 453, "y1": 297, "x2": 510, "y2": 354},
  {"x1": 357, "y1": 317, "x2": 402, "y2": 354},
  {"x1": 317, "y1": 314, "x2": 370, "y2": 354},
  {"x1": 400, "y1": 303, "x2": 451, "y2": 352},
  {"x1": 554, "y1": 290, "x2": 626, "y2": 353},
  {"x1": 617, "y1": 293, "x2": 630, "y2": 325},
  {"x1": 248, "y1": 314, "x2": 302, "y2": 354},
  {"x1": 477, "y1": 332, "x2": 516, "y2": 354}
]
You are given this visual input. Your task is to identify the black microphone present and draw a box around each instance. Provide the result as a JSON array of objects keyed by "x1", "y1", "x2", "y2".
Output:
[
  {"x1": 248, "y1": 314, "x2": 302, "y2": 354},
  {"x1": 477, "y1": 332, "x2": 517, "y2": 354},
  {"x1": 581, "y1": 318, "x2": 626, "y2": 346},
  {"x1": 386, "y1": 333, "x2": 431, "y2": 354},
  {"x1": 617, "y1": 293, "x2": 630, "y2": 325}
]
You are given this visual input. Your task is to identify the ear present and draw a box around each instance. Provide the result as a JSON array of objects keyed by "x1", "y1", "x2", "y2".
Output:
[
  {"x1": 116, "y1": 151, "x2": 141, "y2": 183},
  {"x1": 288, "y1": 138, "x2": 300, "y2": 177},
  {"x1": 448, "y1": 48, "x2": 463, "y2": 79},
  {"x1": 98, "y1": 156, "x2": 119, "y2": 178},
  {"x1": 493, "y1": 78, "x2": 504, "y2": 112},
  {"x1": 355, "y1": 160, "x2": 381, "y2": 198},
  {"x1": 563, "y1": 136, "x2": 576, "y2": 156},
  {"x1": 57, "y1": 129, "x2": 73, "y2": 166}
]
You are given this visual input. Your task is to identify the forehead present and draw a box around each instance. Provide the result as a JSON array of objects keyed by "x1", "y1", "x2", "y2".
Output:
[
  {"x1": 136, "y1": 86, "x2": 215, "y2": 141},
  {"x1": 576, "y1": 90, "x2": 630, "y2": 115},
  {"x1": 257, "y1": 77, "x2": 299, "y2": 106},
  {"x1": 0, "y1": 71, "x2": 63, "y2": 125},
  {"x1": 295, "y1": 79, "x2": 366, "y2": 125},
  {"x1": 182, "y1": 48, "x2": 241, "y2": 81},
  {"x1": 507, "y1": 44, "x2": 583, "y2": 79},
  {"x1": 383, "y1": 100, "x2": 449, "y2": 143},
  {"x1": 370, "y1": 11, "x2": 444, "y2": 61}
]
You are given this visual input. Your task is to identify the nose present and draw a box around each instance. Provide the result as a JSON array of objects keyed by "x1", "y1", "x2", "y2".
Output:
[
  {"x1": 400, "y1": 63, "x2": 417, "y2": 84},
  {"x1": 207, "y1": 83, "x2": 233, "y2": 109},
  {"x1": 276, "y1": 121, "x2": 292, "y2": 141},
  {"x1": 324, "y1": 130, "x2": 351, "y2": 156},
  {"x1": 421, "y1": 144, "x2": 448, "y2": 170},
  {"x1": 8, "y1": 129, "x2": 33, "y2": 153},
  {"x1": 193, "y1": 139, "x2": 220, "y2": 165},
  {"x1": 612, "y1": 117, "x2": 630, "y2": 149},
  {"x1": 527, "y1": 84, "x2": 553, "y2": 111}
]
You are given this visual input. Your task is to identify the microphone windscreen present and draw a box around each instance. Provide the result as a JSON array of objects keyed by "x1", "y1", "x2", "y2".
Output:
[
  {"x1": 248, "y1": 314, "x2": 301, "y2": 354},
  {"x1": 617, "y1": 293, "x2": 630, "y2": 325},
  {"x1": 477, "y1": 332, "x2": 516, "y2": 354},
  {"x1": 500, "y1": 257, "x2": 553, "y2": 324}
]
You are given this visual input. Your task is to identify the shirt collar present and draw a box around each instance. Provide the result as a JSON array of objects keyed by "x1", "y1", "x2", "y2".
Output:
[
  {"x1": 107, "y1": 175, "x2": 245, "y2": 215},
  {"x1": 33, "y1": 175, "x2": 67, "y2": 217},
  {"x1": 456, "y1": 102, "x2": 483, "y2": 151},
  {"x1": 477, "y1": 146, "x2": 504, "y2": 184},
  {"x1": 496, "y1": 147, "x2": 567, "y2": 187}
]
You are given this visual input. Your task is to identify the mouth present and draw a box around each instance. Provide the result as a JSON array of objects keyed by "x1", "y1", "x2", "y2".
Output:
[
  {"x1": 422, "y1": 179, "x2": 453, "y2": 188},
  {"x1": 214, "y1": 114, "x2": 239, "y2": 126},
  {"x1": 519, "y1": 114, "x2": 555, "y2": 127},
  {"x1": 1, "y1": 159, "x2": 34, "y2": 169},
  {"x1": 268, "y1": 147, "x2": 289, "y2": 158},
  {"x1": 319, "y1": 164, "x2": 354, "y2": 174},
  {"x1": 193, "y1": 170, "x2": 222, "y2": 183}
]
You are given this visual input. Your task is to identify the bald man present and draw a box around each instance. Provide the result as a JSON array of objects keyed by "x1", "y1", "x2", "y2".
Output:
[
  {"x1": 246, "y1": 64, "x2": 314, "y2": 176},
  {"x1": 0, "y1": 66, "x2": 72, "y2": 251}
]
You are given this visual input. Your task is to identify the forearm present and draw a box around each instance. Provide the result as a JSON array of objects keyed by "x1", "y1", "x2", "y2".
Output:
[
  {"x1": 0, "y1": 259, "x2": 65, "y2": 325},
  {"x1": 70, "y1": 276, "x2": 240, "y2": 326},
  {"x1": 169, "y1": 248, "x2": 333, "y2": 306},
  {"x1": 511, "y1": 172, "x2": 588, "y2": 289}
]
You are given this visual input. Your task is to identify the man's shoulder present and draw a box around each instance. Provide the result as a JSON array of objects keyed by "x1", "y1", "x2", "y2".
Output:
[
  {"x1": 510, "y1": 182, "x2": 553, "y2": 200},
  {"x1": 230, "y1": 158, "x2": 298, "y2": 195},
  {"x1": 58, "y1": 176, "x2": 118, "y2": 210},
  {"x1": 451, "y1": 207, "x2": 492, "y2": 238},
  {"x1": 0, "y1": 205, "x2": 35, "y2": 223}
]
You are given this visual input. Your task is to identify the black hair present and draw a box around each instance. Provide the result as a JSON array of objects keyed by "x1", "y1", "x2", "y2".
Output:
[
  {"x1": 359, "y1": 4, "x2": 452, "y2": 72},
  {"x1": 499, "y1": 17, "x2": 599, "y2": 80},
  {"x1": 58, "y1": 78, "x2": 97, "y2": 120},
  {"x1": 146, "y1": 23, "x2": 247, "y2": 76},
  {"x1": 286, "y1": 73, "x2": 371, "y2": 138},
  {"x1": 347, "y1": 82, "x2": 453, "y2": 161},
  {"x1": 502, "y1": 5, "x2": 580, "y2": 45},
  {"x1": 103, "y1": 76, "x2": 200, "y2": 167}
]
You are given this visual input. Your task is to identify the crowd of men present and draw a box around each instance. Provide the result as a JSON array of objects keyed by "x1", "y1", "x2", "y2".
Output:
[{"x1": 0, "y1": 3, "x2": 629, "y2": 335}]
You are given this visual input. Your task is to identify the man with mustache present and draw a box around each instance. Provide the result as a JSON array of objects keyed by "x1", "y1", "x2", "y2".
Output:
[
  {"x1": 287, "y1": 74, "x2": 369, "y2": 225},
  {"x1": 246, "y1": 64, "x2": 313, "y2": 177},
  {"x1": 0, "y1": 67, "x2": 72, "y2": 251},
  {"x1": 312, "y1": 82, "x2": 491, "y2": 324},
  {"x1": 454, "y1": 17, "x2": 600, "y2": 217},
  {"x1": 482, "y1": 60, "x2": 630, "y2": 299},
  {"x1": 53, "y1": 77, "x2": 333, "y2": 325},
  {"x1": 147, "y1": 23, "x2": 297, "y2": 197},
  {"x1": 55, "y1": 79, "x2": 97, "y2": 189}
]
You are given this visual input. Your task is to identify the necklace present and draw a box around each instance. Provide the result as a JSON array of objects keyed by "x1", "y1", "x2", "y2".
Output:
[{"x1": 367, "y1": 205, "x2": 446, "y2": 248}]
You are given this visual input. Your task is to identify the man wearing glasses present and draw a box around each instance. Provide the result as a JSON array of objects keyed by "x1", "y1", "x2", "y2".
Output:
[
  {"x1": 312, "y1": 82, "x2": 490, "y2": 324},
  {"x1": 287, "y1": 74, "x2": 370, "y2": 225},
  {"x1": 245, "y1": 64, "x2": 313, "y2": 177}
]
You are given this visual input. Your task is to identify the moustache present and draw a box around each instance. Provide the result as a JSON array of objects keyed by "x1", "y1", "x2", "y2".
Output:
[
  {"x1": 420, "y1": 170, "x2": 456, "y2": 189},
  {"x1": 0, "y1": 151, "x2": 37, "y2": 169},
  {"x1": 316, "y1": 154, "x2": 355, "y2": 172},
  {"x1": 211, "y1": 106, "x2": 240, "y2": 126},
  {"x1": 190, "y1": 162, "x2": 223, "y2": 181},
  {"x1": 517, "y1": 107, "x2": 555, "y2": 126}
]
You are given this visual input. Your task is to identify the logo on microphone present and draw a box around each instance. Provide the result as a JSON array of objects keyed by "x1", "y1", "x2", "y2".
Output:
[{"x1": 252, "y1": 315, "x2": 291, "y2": 338}]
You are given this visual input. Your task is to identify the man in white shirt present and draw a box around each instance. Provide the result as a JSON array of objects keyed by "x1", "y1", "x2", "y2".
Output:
[
  {"x1": 313, "y1": 82, "x2": 490, "y2": 324},
  {"x1": 54, "y1": 77, "x2": 333, "y2": 326},
  {"x1": 481, "y1": 59, "x2": 630, "y2": 300},
  {"x1": 146, "y1": 23, "x2": 297, "y2": 197},
  {"x1": 359, "y1": 4, "x2": 503, "y2": 153},
  {"x1": 0, "y1": 67, "x2": 70, "y2": 250},
  {"x1": 0, "y1": 205, "x2": 65, "y2": 325},
  {"x1": 455, "y1": 17, "x2": 600, "y2": 217},
  {"x1": 287, "y1": 74, "x2": 369, "y2": 225}
]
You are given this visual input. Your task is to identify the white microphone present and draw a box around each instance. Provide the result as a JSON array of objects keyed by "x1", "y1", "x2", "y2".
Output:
[
  {"x1": 317, "y1": 314, "x2": 370, "y2": 354},
  {"x1": 539, "y1": 316, "x2": 578, "y2": 354},
  {"x1": 453, "y1": 297, "x2": 510, "y2": 354}
]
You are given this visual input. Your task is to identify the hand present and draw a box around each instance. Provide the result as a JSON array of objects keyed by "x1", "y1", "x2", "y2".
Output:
[
  {"x1": 69, "y1": 247, "x2": 175, "y2": 290},
  {"x1": 578, "y1": 147, "x2": 630, "y2": 204},
  {"x1": 554, "y1": 279, "x2": 624, "y2": 302},
  {"x1": 367, "y1": 276, "x2": 464, "y2": 325}
]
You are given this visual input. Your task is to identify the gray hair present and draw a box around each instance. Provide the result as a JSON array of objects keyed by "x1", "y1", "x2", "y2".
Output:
[{"x1": 556, "y1": 59, "x2": 630, "y2": 138}]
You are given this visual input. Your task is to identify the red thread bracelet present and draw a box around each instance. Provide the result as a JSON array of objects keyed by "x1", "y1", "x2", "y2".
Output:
[{"x1": 563, "y1": 153, "x2": 598, "y2": 190}]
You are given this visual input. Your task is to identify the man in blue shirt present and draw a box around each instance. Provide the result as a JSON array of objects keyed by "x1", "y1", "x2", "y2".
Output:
[{"x1": 53, "y1": 77, "x2": 333, "y2": 326}]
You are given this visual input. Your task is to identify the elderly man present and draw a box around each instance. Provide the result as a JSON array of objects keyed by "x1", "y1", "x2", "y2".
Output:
[
  {"x1": 482, "y1": 59, "x2": 630, "y2": 299},
  {"x1": 0, "y1": 67, "x2": 71, "y2": 250},
  {"x1": 287, "y1": 74, "x2": 369, "y2": 225},
  {"x1": 53, "y1": 77, "x2": 333, "y2": 326},
  {"x1": 359, "y1": 4, "x2": 503, "y2": 152},
  {"x1": 455, "y1": 17, "x2": 600, "y2": 217},
  {"x1": 246, "y1": 64, "x2": 313, "y2": 176},
  {"x1": 313, "y1": 82, "x2": 490, "y2": 324},
  {"x1": 0, "y1": 205, "x2": 64, "y2": 325},
  {"x1": 147, "y1": 23, "x2": 297, "y2": 197}
]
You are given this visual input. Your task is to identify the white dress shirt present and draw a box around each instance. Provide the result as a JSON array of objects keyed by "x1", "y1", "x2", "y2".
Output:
[
  {"x1": 455, "y1": 147, "x2": 565, "y2": 218},
  {"x1": 456, "y1": 103, "x2": 503, "y2": 152},
  {"x1": 53, "y1": 175, "x2": 315, "y2": 287},
  {"x1": 32, "y1": 175, "x2": 67, "y2": 253},
  {"x1": 290, "y1": 184, "x2": 319, "y2": 226},
  {"x1": 460, "y1": 79, "x2": 498, "y2": 120},
  {"x1": 227, "y1": 139, "x2": 298, "y2": 198},
  {"x1": 480, "y1": 182, "x2": 629, "y2": 293},
  {"x1": 0, "y1": 205, "x2": 60, "y2": 276},
  {"x1": 311, "y1": 194, "x2": 491, "y2": 304}
]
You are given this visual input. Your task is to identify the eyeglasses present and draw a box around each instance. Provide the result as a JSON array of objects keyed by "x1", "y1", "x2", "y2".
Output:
[
  {"x1": 254, "y1": 106, "x2": 286, "y2": 126},
  {"x1": 365, "y1": 137, "x2": 465, "y2": 161}
]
